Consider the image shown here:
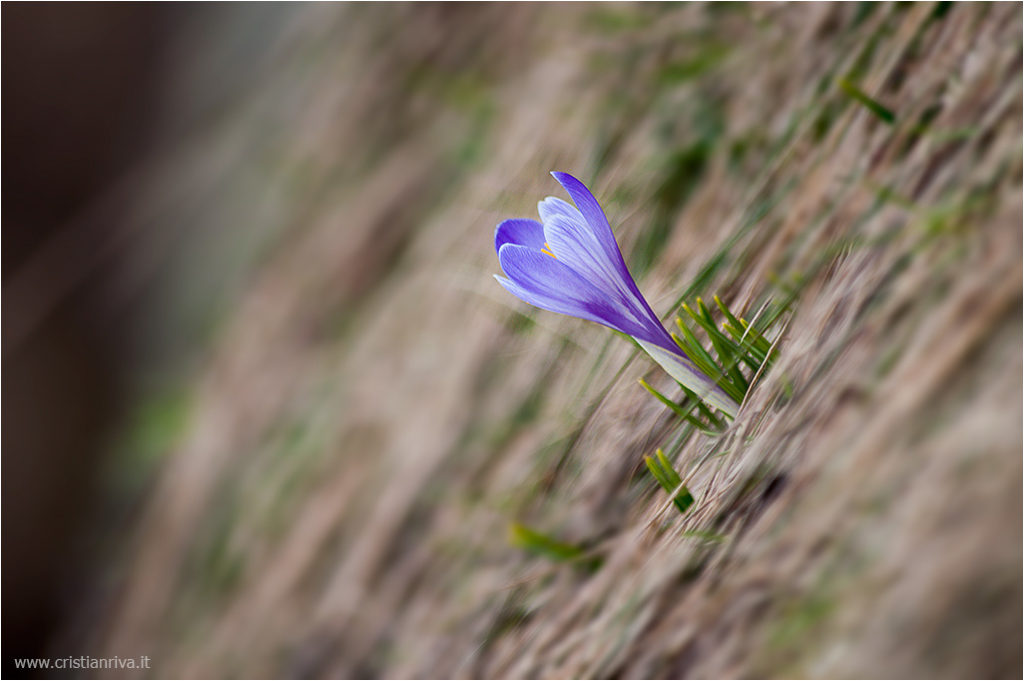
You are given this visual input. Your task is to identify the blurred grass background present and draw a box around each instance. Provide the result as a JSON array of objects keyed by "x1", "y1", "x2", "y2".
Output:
[{"x1": 3, "y1": 3, "x2": 1021, "y2": 678}]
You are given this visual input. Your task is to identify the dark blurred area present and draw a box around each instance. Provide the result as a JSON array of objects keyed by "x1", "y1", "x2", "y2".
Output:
[
  {"x1": 3, "y1": 5, "x2": 527, "y2": 673},
  {"x1": 3, "y1": 3, "x2": 176, "y2": 673}
]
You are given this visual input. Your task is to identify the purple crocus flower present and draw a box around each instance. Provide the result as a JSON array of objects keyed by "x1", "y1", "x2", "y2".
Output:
[{"x1": 494, "y1": 171, "x2": 739, "y2": 416}]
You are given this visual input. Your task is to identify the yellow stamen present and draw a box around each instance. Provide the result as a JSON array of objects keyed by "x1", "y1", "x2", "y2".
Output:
[{"x1": 541, "y1": 242, "x2": 557, "y2": 258}]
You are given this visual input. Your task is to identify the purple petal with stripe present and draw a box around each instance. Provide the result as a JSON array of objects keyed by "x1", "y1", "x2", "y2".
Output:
[
  {"x1": 540, "y1": 212, "x2": 622, "y2": 296},
  {"x1": 550, "y1": 172, "x2": 628, "y2": 272},
  {"x1": 495, "y1": 218, "x2": 546, "y2": 253},
  {"x1": 539, "y1": 211, "x2": 663, "y2": 342},
  {"x1": 496, "y1": 244, "x2": 652, "y2": 340},
  {"x1": 549, "y1": 172, "x2": 666, "y2": 329}
]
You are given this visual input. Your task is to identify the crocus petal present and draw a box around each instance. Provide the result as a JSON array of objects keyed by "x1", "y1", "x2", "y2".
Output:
[
  {"x1": 549, "y1": 172, "x2": 667, "y2": 326},
  {"x1": 636, "y1": 340, "x2": 739, "y2": 416},
  {"x1": 495, "y1": 218, "x2": 546, "y2": 253},
  {"x1": 540, "y1": 212, "x2": 660, "y2": 339},
  {"x1": 497, "y1": 244, "x2": 652, "y2": 339},
  {"x1": 537, "y1": 196, "x2": 584, "y2": 229},
  {"x1": 541, "y1": 211, "x2": 631, "y2": 296}
]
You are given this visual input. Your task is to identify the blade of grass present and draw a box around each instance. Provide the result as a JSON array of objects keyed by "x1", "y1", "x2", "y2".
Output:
[
  {"x1": 645, "y1": 449, "x2": 695, "y2": 513},
  {"x1": 695, "y1": 314, "x2": 750, "y2": 391},
  {"x1": 678, "y1": 384, "x2": 727, "y2": 429},
  {"x1": 657, "y1": 449, "x2": 696, "y2": 514},
  {"x1": 638, "y1": 378, "x2": 719, "y2": 432},
  {"x1": 838, "y1": 76, "x2": 896, "y2": 124},
  {"x1": 672, "y1": 321, "x2": 725, "y2": 381},
  {"x1": 509, "y1": 523, "x2": 602, "y2": 571}
]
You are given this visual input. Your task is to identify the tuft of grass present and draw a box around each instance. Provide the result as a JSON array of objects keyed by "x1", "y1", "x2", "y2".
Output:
[
  {"x1": 669, "y1": 296, "x2": 783, "y2": 411},
  {"x1": 640, "y1": 296, "x2": 785, "y2": 518}
]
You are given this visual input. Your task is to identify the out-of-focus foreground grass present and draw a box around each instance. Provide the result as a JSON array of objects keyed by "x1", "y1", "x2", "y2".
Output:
[{"x1": 4, "y1": 3, "x2": 1020, "y2": 678}]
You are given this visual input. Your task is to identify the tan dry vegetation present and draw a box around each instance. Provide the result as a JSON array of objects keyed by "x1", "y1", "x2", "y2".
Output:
[{"x1": 90, "y1": 3, "x2": 1019, "y2": 678}]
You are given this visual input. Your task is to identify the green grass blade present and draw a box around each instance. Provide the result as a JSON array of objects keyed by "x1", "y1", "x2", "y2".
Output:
[
  {"x1": 638, "y1": 378, "x2": 719, "y2": 432},
  {"x1": 678, "y1": 384, "x2": 726, "y2": 429},
  {"x1": 645, "y1": 449, "x2": 695, "y2": 514},
  {"x1": 509, "y1": 523, "x2": 603, "y2": 571},
  {"x1": 722, "y1": 322, "x2": 768, "y2": 367},
  {"x1": 644, "y1": 454, "x2": 672, "y2": 490},
  {"x1": 655, "y1": 449, "x2": 682, "y2": 486},
  {"x1": 673, "y1": 319, "x2": 723, "y2": 380},
  {"x1": 679, "y1": 529, "x2": 727, "y2": 543},
  {"x1": 676, "y1": 315, "x2": 746, "y2": 404},
  {"x1": 838, "y1": 76, "x2": 895, "y2": 124},
  {"x1": 694, "y1": 300, "x2": 749, "y2": 392}
]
